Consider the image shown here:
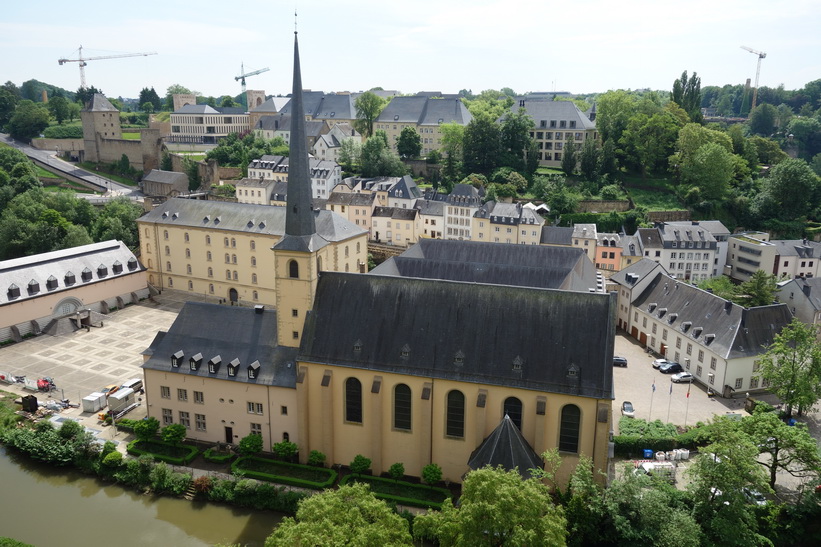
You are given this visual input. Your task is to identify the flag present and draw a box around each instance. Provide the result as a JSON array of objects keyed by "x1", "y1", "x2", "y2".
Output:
[
  {"x1": 652, "y1": 381, "x2": 656, "y2": 392},
  {"x1": 686, "y1": 384, "x2": 691, "y2": 398},
  {"x1": 670, "y1": 383, "x2": 673, "y2": 395}
]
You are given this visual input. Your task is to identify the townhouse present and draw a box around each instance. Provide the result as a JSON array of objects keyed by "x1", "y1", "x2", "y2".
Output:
[
  {"x1": 509, "y1": 98, "x2": 597, "y2": 168},
  {"x1": 472, "y1": 201, "x2": 544, "y2": 245},
  {"x1": 636, "y1": 223, "x2": 717, "y2": 282},
  {"x1": 246, "y1": 155, "x2": 341, "y2": 199},
  {"x1": 375, "y1": 96, "x2": 473, "y2": 156}
]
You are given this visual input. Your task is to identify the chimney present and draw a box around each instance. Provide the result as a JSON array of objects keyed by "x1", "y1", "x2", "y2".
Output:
[
  {"x1": 254, "y1": 305, "x2": 264, "y2": 314},
  {"x1": 803, "y1": 283, "x2": 812, "y2": 297}
]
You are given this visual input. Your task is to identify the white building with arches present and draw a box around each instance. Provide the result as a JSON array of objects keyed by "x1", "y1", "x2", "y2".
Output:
[{"x1": 0, "y1": 240, "x2": 149, "y2": 343}]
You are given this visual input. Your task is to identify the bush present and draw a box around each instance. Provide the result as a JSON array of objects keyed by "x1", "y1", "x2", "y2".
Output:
[
  {"x1": 350, "y1": 454, "x2": 372, "y2": 476},
  {"x1": 238, "y1": 433, "x2": 263, "y2": 456},
  {"x1": 600, "y1": 184, "x2": 622, "y2": 200},
  {"x1": 307, "y1": 450, "x2": 326, "y2": 467},
  {"x1": 192, "y1": 475, "x2": 213, "y2": 494},
  {"x1": 340, "y1": 474, "x2": 452, "y2": 510},
  {"x1": 102, "y1": 451, "x2": 123, "y2": 467},
  {"x1": 613, "y1": 435, "x2": 677, "y2": 457},
  {"x1": 160, "y1": 424, "x2": 186, "y2": 446},
  {"x1": 422, "y1": 463, "x2": 442, "y2": 487},
  {"x1": 618, "y1": 417, "x2": 677, "y2": 437},
  {"x1": 127, "y1": 439, "x2": 199, "y2": 465},
  {"x1": 42, "y1": 125, "x2": 83, "y2": 139},
  {"x1": 203, "y1": 447, "x2": 234, "y2": 464},
  {"x1": 272, "y1": 440, "x2": 299, "y2": 460},
  {"x1": 58, "y1": 419, "x2": 84, "y2": 440},
  {"x1": 232, "y1": 456, "x2": 337, "y2": 490},
  {"x1": 388, "y1": 462, "x2": 405, "y2": 481},
  {"x1": 133, "y1": 417, "x2": 160, "y2": 441}
]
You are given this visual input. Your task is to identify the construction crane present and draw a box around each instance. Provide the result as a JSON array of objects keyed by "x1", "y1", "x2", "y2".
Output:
[
  {"x1": 235, "y1": 63, "x2": 270, "y2": 95},
  {"x1": 58, "y1": 45, "x2": 157, "y2": 89},
  {"x1": 740, "y1": 45, "x2": 767, "y2": 111}
]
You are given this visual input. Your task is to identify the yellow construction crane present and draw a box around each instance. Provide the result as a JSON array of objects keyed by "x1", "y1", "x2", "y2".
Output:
[
  {"x1": 740, "y1": 45, "x2": 767, "y2": 111},
  {"x1": 58, "y1": 45, "x2": 157, "y2": 89}
]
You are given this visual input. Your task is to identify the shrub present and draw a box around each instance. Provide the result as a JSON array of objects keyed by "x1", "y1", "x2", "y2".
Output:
[
  {"x1": 600, "y1": 184, "x2": 622, "y2": 200},
  {"x1": 422, "y1": 463, "x2": 442, "y2": 487},
  {"x1": 42, "y1": 125, "x2": 83, "y2": 139},
  {"x1": 192, "y1": 475, "x2": 213, "y2": 494},
  {"x1": 127, "y1": 439, "x2": 199, "y2": 465},
  {"x1": 160, "y1": 424, "x2": 186, "y2": 446},
  {"x1": 307, "y1": 450, "x2": 326, "y2": 467},
  {"x1": 238, "y1": 433, "x2": 263, "y2": 456},
  {"x1": 133, "y1": 417, "x2": 160, "y2": 441},
  {"x1": 99, "y1": 441, "x2": 117, "y2": 460},
  {"x1": 232, "y1": 456, "x2": 337, "y2": 490},
  {"x1": 272, "y1": 440, "x2": 299, "y2": 460},
  {"x1": 388, "y1": 462, "x2": 405, "y2": 481},
  {"x1": 203, "y1": 447, "x2": 234, "y2": 464},
  {"x1": 58, "y1": 419, "x2": 84, "y2": 440},
  {"x1": 102, "y1": 451, "x2": 123, "y2": 467},
  {"x1": 350, "y1": 454, "x2": 372, "y2": 476}
]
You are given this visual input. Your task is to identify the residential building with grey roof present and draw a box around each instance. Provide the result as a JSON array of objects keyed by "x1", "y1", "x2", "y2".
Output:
[
  {"x1": 509, "y1": 99, "x2": 597, "y2": 168},
  {"x1": 375, "y1": 96, "x2": 472, "y2": 156}
]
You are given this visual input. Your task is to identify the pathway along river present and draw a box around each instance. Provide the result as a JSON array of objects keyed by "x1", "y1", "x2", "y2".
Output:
[{"x1": 0, "y1": 446, "x2": 282, "y2": 547}]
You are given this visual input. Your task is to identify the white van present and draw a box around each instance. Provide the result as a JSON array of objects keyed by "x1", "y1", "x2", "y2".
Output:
[{"x1": 121, "y1": 378, "x2": 143, "y2": 393}]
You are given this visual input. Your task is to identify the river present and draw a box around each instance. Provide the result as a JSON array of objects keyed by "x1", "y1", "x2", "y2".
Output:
[{"x1": 0, "y1": 446, "x2": 283, "y2": 547}]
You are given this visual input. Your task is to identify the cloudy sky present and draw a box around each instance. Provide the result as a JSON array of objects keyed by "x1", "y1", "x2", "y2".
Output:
[{"x1": 2, "y1": 0, "x2": 819, "y2": 101}]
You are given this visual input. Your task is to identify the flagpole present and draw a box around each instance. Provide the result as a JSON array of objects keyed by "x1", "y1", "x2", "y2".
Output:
[
  {"x1": 666, "y1": 381, "x2": 673, "y2": 423},
  {"x1": 649, "y1": 380, "x2": 656, "y2": 421},
  {"x1": 684, "y1": 382, "x2": 691, "y2": 427}
]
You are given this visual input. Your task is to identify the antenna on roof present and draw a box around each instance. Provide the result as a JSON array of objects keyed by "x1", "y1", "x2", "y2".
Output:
[{"x1": 294, "y1": 8, "x2": 298, "y2": 34}]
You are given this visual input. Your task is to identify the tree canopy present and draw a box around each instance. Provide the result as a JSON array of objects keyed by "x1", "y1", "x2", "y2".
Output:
[
  {"x1": 354, "y1": 91, "x2": 387, "y2": 138},
  {"x1": 759, "y1": 318, "x2": 821, "y2": 417}
]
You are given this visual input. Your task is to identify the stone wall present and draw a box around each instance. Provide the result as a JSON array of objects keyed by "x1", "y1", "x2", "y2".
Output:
[
  {"x1": 577, "y1": 200, "x2": 631, "y2": 213},
  {"x1": 30, "y1": 138, "x2": 84, "y2": 152},
  {"x1": 646, "y1": 210, "x2": 691, "y2": 223}
]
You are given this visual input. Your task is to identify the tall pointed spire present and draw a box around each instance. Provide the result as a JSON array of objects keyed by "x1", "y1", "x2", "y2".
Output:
[{"x1": 283, "y1": 29, "x2": 316, "y2": 238}]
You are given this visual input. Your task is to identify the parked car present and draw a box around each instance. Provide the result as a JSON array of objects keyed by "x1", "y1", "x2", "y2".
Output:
[
  {"x1": 652, "y1": 358, "x2": 670, "y2": 369},
  {"x1": 613, "y1": 356, "x2": 628, "y2": 367},
  {"x1": 671, "y1": 371, "x2": 694, "y2": 383},
  {"x1": 659, "y1": 362, "x2": 683, "y2": 374},
  {"x1": 743, "y1": 487, "x2": 767, "y2": 506},
  {"x1": 621, "y1": 401, "x2": 635, "y2": 417}
]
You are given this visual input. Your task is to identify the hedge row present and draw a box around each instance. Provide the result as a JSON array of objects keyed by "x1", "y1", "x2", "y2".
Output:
[
  {"x1": 42, "y1": 126, "x2": 83, "y2": 139},
  {"x1": 203, "y1": 447, "x2": 234, "y2": 464},
  {"x1": 127, "y1": 439, "x2": 199, "y2": 465},
  {"x1": 232, "y1": 456, "x2": 337, "y2": 490},
  {"x1": 340, "y1": 474, "x2": 451, "y2": 510},
  {"x1": 614, "y1": 425, "x2": 713, "y2": 457}
]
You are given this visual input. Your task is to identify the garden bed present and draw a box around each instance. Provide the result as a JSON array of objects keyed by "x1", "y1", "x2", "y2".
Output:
[
  {"x1": 203, "y1": 447, "x2": 235, "y2": 464},
  {"x1": 127, "y1": 439, "x2": 199, "y2": 465},
  {"x1": 340, "y1": 474, "x2": 452, "y2": 509},
  {"x1": 232, "y1": 456, "x2": 336, "y2": 489}
]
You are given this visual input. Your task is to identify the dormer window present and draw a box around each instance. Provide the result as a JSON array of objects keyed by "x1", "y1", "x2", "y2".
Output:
[
  {"x1": 512, "y1": 356, "x2": 523, "y2": 371},
  {"x1": 353, "y1": 339, "x2": 363, "y2": 353},
  {"x1": 705, "y1": 334, "x2": 716, "y2": 345},
  {"x1": 189, "y1": 353, "x2": 202, "y2": 371},
  {"x1": 400, "y1": 344, "x2": 410, "y2": 359},
  {"x1": 127, "y1": 258, "x2": 138, "y2": 271},
  {"x1": 7, "y1": 284, "x2": 20, "y2": 300},
  {"x1": 81, "y1": 268, "x2": 93, "y2": 282},
  {"x1": 228, "y1": 358, "x2": 240, "y2": 377},
  {"x1": 693, "y1": 327, "x2": 703, "y2": 338},
  {"x1": 668, "y1": 313, "x2": 678, "y2": 324},
  {"x1": 566, "y1": 363, "x2": 579, "y2": 378},
  {"x1": 112, "y1": 261, "x2": 123, "y2": 274},
  {"x1": 208, "y1": 356, "x2": 222, "y2": 374},
  {"x1": 64, "y1": 272, "x2": 76, "y2": 286},
  {"x1": 681, "y1": 321, "x2": 692, "y2": 332},
  {"x1": 657, "y1": 308, "x2": 667, "y2": 318},
  {"x1": 648, "y1": 303, "x2": 657, "y2": 312},
  {"x1": 248, "y1": 360, "x2": 260, "y2": 379},
  {"x1": 27, "y1": 279, "x2": 40, "y2": 295},
  {"x1": 46, "y1": 276, "x2": 58, "y2": 291},
  {"x1": 171, "y1": 350, "x2": 184, "y2": 367},
  {"x1": 97, "y1": 264, "x2": 108, "y2": 278},
  {"x1": 454, "y1": 351, "x2": 465, "y2": 367}
]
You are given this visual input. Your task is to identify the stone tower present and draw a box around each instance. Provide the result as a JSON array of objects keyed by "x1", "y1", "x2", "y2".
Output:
[
  {"x1": 246, "y1": 90, "x2": 266, "y2": 111},
  {"x1": 80, "y1": 94, "x2": 121, "y2": 163}
]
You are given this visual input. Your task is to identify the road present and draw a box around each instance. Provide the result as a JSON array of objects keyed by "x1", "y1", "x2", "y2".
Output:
[{"x1": 0, "y1": 132, "x2": 144, "y2": 201}]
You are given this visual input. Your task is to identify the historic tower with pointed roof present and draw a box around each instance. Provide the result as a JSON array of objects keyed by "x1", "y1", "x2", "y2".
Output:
[{"x1": 274, "y1": 31, "x2": 328, "y2": 348}]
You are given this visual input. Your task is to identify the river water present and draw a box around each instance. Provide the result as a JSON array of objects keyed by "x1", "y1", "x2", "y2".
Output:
[{"x1": 0, "y1": 446, "x2": 282, "y2": 547}]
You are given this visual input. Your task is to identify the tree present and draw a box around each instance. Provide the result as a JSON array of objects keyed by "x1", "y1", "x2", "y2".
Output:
[
  {"x1": 600, "y1": 138, "x2": 617, "y2": 177},
  {"x1": 787, "y1": 117, "x2": 821, "y2": 160},
  {"x1": 507, "y1": 171, "x2": 528, "y2": 193},
  {"x1": 265, "y1": 482, "x2": 412, "y2": 547},
  {"x1": 133, "y1": 417, "x2": 160, "y2": 442},
  {"x1": 413, "y1": 466, "x2": 567, "y2": 547},
  {"x1": 579, "y1": 137, "x2": 600, "y2": 182},
  {"x1": 74, "y1": 85, "x2": 102, "y2": 107},
  {"x1": 47, "y1": 96, "x2": 70, "y2": 125},
  {"x1": 350, "y1": 454, "x2": 371, "y2": 476},
  {"x1": 396, "y1": 126, "x2": 422, "y2": 159},
  {"x1": 740, "y1": 405, "x2": 821, "y2": 488},
  {"x1": 698, "y1": 276, "x2": 739, "y2": 302},
  {"x1": 421, "y1": 462, "x2": 442, "y2": 487},
  {"x1": 737, "y1": 270, "x2": 777, "y2": 307},
  {"x1": 220, "y1": 96, "x2": 237, "y2": 108},
  {"x1": 619, "y1": 108, "x2": 683, "y2": 176},
  {"x1": 360, "y1": 135, "x2": 406, "y2": 177},
  {"x1": 354, "y1": 91, "x2": 386, "y2": 138},
  {"x1": 500, "y1": 108, "x2": 535, "y2": 174},
  {"x1": 137, "y1": 87, "x2": 162, "y2": 113},
  {"x1": 680, "y1": 142, "x2": 735, "y2": 201},
  {"x1": 272, "y1": 440, "x2": 299, "y2": 460},
  {"x1": 388, "y1": 462, "x2": 405, "y2": 482},
  {"x1": 749, "y1": 103, "x2": 777, "y2": 136},
  {"x1": 338, "y1": 138, "x2": 361, "y2": 172},
  {"x1": 561, "y1": 141, "x2": 578, "y2": 176},
  {"x1": 760, "y1": 158, "x2": 820, "y2": 221},
  {"x1": 238, "y1": 433, "x2": 263, "y2": 456},
  {"x1": 759, "y1": 318, "x2": 821, "y2": 418},
  {"x1": 163, "y1": 84, "x2": 197, "y2": 110},
  {"x1": 440, "y1": 122, "x2": 466, "y2": 183},
  {"x1": 161, "y1": 423, "x2": 186, "y2": 446},
  {"x1": 595, "y1": 90, "x2": 638, "y2": 145},
  {"x1": 462, "y1": 113, "x2": 501, "y2": 176},
  {"x1": 0, "y1": 87, "x2": 20, "y2": 126},
  {"x1": 7, "y1": 100, "x2": 50, "y2": 142},
  {"x1": 671, "y1": 70, "x2": 703, "y2": 123}
]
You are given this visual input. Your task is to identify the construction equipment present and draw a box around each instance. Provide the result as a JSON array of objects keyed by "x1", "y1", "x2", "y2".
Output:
[
  {"x1": 740, "y1": 45, "x2": 767, "y2": 111},
  {"x1": 58, "y1": 45, "x2": 157, "y2": 89},
  {"x1": 235, "y1": 63, "x2": 270, "y2": 94}
]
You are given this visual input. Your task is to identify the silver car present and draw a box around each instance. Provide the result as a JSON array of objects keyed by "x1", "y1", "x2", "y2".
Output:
[{"x1": 671, "y1": 372, "x2": 694, "y2": 383}]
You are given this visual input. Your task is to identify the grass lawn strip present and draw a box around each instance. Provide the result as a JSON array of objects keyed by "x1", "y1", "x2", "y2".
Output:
[
  {"x1": 127, "y1": 439, "x2": 199, "y2": 465},
  {"x1": 341, "y1": 474, "x2": 451, "y2": 509},
  {"x1": 232, "y1": 456, "x2": 337, "y2": 489}
]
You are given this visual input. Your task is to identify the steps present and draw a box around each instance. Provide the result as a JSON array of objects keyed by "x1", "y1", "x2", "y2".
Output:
[{"x1": 182, "y1": 483, "x2": 197, "y2": 500}]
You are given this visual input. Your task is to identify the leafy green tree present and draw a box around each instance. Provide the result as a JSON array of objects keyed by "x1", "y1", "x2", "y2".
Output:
[
  {"x1": 599, "y1": 184, "x2": 621, "y2": 200},
  {"x1": 396, "y1": 126, "x2": 422, "y2": 159},
  {"x1": 74, "y1": 85, "x2": 102, "y2": 107},
  {"x1": 737, "y1": 270, "x2": 777, "y2": 307},
  {"x1": 360, "y1": 136, "x2": 406, "y2": 177},
  {"x1": 0, "y1": 88, "x2": 19, "y2": 126},
  {"x1": 462, "y1": 113, "x2": 501, "y2": 176},
  {"x1": 414, "y1": 466, "x2": 567, "y2": 547},
  {"x1": 265, "y1": 482, "x2": 412, "y2": 547},
  {"x1": 388, "y1": 462, "x2": 405, "y2": 482},
  {"x1": 138, "y1": 87, "x2": 162, "y2": 112},
  {"x1": 506, "y1": 171, "x2": 528, "y2": 193},
  {"x1": 338, "y1": 138, "x2": 361, "y2": 172},
  {"x1": 595, "y1": 90, "x2": 638, "y2": 145},
  {"x1": 238, "y1": 433, "x2": 264, "y2": 456},
  {"x1": 759, "y1": 318, "x2": 821, "y2": 418},
  {"x1": 619, "y1": 107, "x2": 683, "y2": 176},
  {"x1": 740, "y1": 405, "x2": 821, "y2": 488},
  {"x1": 500, "y1": 107, "x2": 535, "y2": 174},
  {"x1": 163, "y1": 84, "x2": 196, "y2": 110},
  {"x1": 272, "y1": 440, "x2": 299, "y2": 460},
  {"x1": 749, "y1": 135, "x2": 788, "y2": 165},
  {"x1": 749, "y1": 103, "x2": 777, "y2": 136},
  {"x1": 140, "y1": 102, "x2": 154, "y2": 115},
  {"x1": 671, "y1": 70, "x2": 703, "y2": 123},
  {"x1": 421, "y1": 462, "x2": 442, "y2": 487},
  {"x1": 561, "y1": 141, "x2": 578, "y2": 176},
  {"x1": 680, "y1": 142, "x2": 735, "y2": 201},
  {"x1": 758, "y1": 158, "x2": 820, "y2": 221},
  {"x1": 600, "y1": 138, "x2": 617, "y2": 177},
  {"x1": 67, "y1": 101, "x2": 81, "y2": 123},
  {"x1": 92, "y1": 196, "x2": 141, "y2": 249},
  {"x1": 812, "y1": 153, "x2": 821, "y2": 177},
  {"x1": 354, "y1": 91, "x2": 386, "y2": 138},
  {"x1": 219, "y1": 96, "x2": 237, "y2": 108},
  {"x1": 350, "y1": 454, "x2": 371, "y2": 476},
  {"x1": 579, "y1": 137, "x2": 600, "y2": 182},
  {"x1": 7, "y1": 100, "x2": 50, "y2": 142},
  {"x1": 698, "y1": 276, "x2": 739, "y2": 301},
  {"x1": 787, "y1": 116, "x2": 821, "y2": 160},
  {"x1": 133, "y1": 417, "x2": 160, "y2": 441},
  {"x1": 47, "y1": 96, "x2": 70, "y2": 125},
  {"x1": 463, "y1": 89, "x2": 513, "y2": 121},
  {"x1": 161, "y1": 423, "x2": 186, "y2": 446},
  {"x1": 307, "y1": 450, "x2": 326, "y2": 467}
]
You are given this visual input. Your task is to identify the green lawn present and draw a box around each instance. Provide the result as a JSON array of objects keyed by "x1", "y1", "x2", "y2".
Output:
[
  {"x1": 622, "y1": 175, "x2": 685, "y2": 211},
  {"x1": 237, "y1": 457, "x2": 333, "y2": 483},
  {"x1": 342, "y1": 475, "x2": 452, "y2": 508},
  {"x1": 121, "y1": 132, "x2": 141, "y2": 140}
]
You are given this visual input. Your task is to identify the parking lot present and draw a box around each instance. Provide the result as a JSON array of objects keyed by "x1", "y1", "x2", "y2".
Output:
[{"x1": 612, "y1": 332, "x2": 752, "y2": 433}]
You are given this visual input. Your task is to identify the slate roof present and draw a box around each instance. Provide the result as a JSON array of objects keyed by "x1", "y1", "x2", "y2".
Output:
[
  {"x1": 508, "y1": 100, "x2": 595, "y2": 130},
  {"x1": 474, "y1": 201, "x2": 543, "y2": 226},
  {"x1": 299, "y1": 273, "x2": 616, "y2": 400},
  {"x1": 573, "y1": 224, "x2": 597, "y2": 239},
  {"x1": 138, "y1": 198, "x2": 365, "y2": 243},
  {"x1": 610, "y1": 258, "x2": 665, "y2": 288},
  {"x1": 446, "y1": 184, "x2": 482, "y2": 205},
  {"x1": 250, "y1": 97, "x2": 282, "y2": 113},
  {"x1": 621, "y1": 234, "x2": 643, "y2": 257},
  {"x1": 173, "y1": 104, "x2": 245, "y2": 115},
  {"x1": 235, "y1": 177, "x2": 276, "y2": 189},
  {"x1": 388, "y1": 175, "x2": 421, "y2": 200},
  {"x1": 141, "y1": 302, "x2": 297, "y2": 388},
  {"x1": 631, "y1": 272, "x2": 793, "y2": 360},
  {"x1": 468, "y1": 415, "x2": 543, "y2": 479},
  {"x1": 143, "y1": 169, "x2": 188, "y2": 187},
  {"x1": 772, "y1": 239, "x2": 821, "y2": 258},
  {"x1": 0, "y1": 240, "x2": 143, "y2": 307},
  {"x1": 377, "y1": 97, "x2": 472, "y2": 126},
  {"x1": 279, "y1": 92, "x2": 357, "y2": 121},
  {"x1": 372, "y1": 207, "x2": 418, "y2": 221},
  {"x1": 84, "y1": 94, "x2": 118, "y2": 112},
  {"x1": 371, "y1": 239, "x2": 598, "y2": 292},
  {"x1": 667, "y1": 220, "x2": 730, "y2": 237},
  {"x1": 415, "y1": 199, "x2": 445, "y2": 217},
  {"x1": 778, "y1": 277, "x2": 821, "y2": 311},
  {"x1": 657, "y1": 223, "x2": 716, "y2": 244},
  {"x1": 540, "y1": 226, "x2": 574, "y2": 246},
  {"x1": 248, "y1": 156, "x2": 338, "y2": 179},
  {"x1": 256, "y1": 115, "x2": 285, "y2": 131},
  {"x1": 326, "y1": 192, "x2": 375, "y2": 207},
  {"x1": 638, "y1": 228, "x2": 663, "y2": 249}
]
